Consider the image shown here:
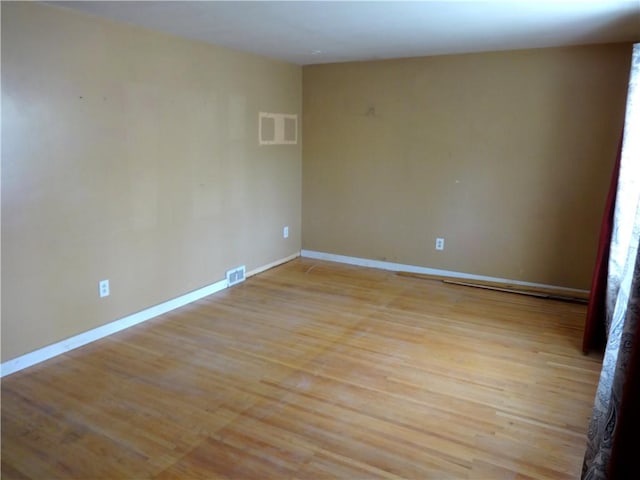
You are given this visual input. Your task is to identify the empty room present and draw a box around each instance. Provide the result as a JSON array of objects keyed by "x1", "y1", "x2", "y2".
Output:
[{"x1": 2, "y1": 1, "x2": 640, "y2": 479}]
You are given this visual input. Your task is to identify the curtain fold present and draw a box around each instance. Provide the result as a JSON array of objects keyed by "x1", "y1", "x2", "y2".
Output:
[
  {"x1": 582, "y1": 138, "x2": 623, "y2": 353},
  {"x1": 582, "y1": 43, "x2": 640, "y2": 479},
  {"x1": 608, "y1": 271, "x2": 640, "y2": 478}
]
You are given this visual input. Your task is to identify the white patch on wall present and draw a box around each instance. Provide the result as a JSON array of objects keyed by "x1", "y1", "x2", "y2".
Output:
[{"x1": 259, "y1": 112, "x2": 298, "y2": 145}]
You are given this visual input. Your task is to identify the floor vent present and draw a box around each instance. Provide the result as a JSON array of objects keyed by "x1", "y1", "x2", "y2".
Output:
[{"x1": 226, "y1": 265, "x2": 246, "y2": 287}]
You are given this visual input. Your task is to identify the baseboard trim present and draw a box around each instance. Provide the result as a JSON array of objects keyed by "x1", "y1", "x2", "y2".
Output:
[
  {"x1": 300, "y1": 249, "x2": 589, "y2": 295},
  {"x1": 1, "y1": 252, "x2": 300, "y2": 378},
  {"x1": 247, "y1": 251, "x2": 300, "y2": 277}
]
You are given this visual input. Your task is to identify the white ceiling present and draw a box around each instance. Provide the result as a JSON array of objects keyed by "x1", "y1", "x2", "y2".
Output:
[{"x1": 53, "y1": 1, "x2": 640, "y2": 65}]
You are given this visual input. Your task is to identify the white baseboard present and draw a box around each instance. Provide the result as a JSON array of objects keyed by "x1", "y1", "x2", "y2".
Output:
[
  {"x1": 1, "y1": 252, "x2": 300, "y2": 378},
  {"x1": 247, "y1": 251, "x2": 300, "y2": 277},
  {"x1": 300, "y1": 249, "x2": 589, "y2": 295}
]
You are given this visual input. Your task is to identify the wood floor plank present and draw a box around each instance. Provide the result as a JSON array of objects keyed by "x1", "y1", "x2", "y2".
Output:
[{"x1": 2, "y1": 258, "x2": 602, "y2": 479}]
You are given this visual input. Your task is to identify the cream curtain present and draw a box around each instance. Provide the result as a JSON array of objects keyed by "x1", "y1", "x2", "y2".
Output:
[{"x1": 582, "y1": 43, "x2": 640, "y2": 479}]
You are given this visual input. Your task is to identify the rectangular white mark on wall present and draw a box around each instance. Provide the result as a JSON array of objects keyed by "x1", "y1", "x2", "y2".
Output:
[{"x1": 259, "y1": 112, "x2": 298, "y2": 145}]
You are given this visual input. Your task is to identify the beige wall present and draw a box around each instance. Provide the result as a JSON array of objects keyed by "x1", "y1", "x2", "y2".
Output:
[
  {"x1": 303, "y1": 44, "x2": 631, "y2": 290},
  {"x1": 1, "y1": 3, "x2": 302, "y2": 361}
]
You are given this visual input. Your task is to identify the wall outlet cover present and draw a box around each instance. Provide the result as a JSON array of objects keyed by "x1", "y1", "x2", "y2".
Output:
[{"x1": 99, "y1": 279, "x2": 110, "y2": 298}]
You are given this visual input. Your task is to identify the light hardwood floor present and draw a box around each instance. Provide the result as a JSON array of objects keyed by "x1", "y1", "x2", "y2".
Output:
[{"x1": 1, "y1": 258, "x2": 602, "y2": 479}]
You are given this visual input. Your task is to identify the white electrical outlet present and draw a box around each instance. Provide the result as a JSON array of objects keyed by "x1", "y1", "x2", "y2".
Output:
[
  {"x1": 99, "y1": 279, "x2": 110, "y2": 298},
  {"x1": 435, "y1": 238, "x2": 445, "y2": 251},
  {"x1": 283, "y1": 226, "x2": 289, "y2": 238}
]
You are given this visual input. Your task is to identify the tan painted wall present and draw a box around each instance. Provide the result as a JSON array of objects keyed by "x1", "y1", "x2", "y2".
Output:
[
  {"x1": 1, "y1": 3, "x2": 302, "y2": 361},
  {"x1": 302, "y1": 44, "x2": 631, "y2": 290}
]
